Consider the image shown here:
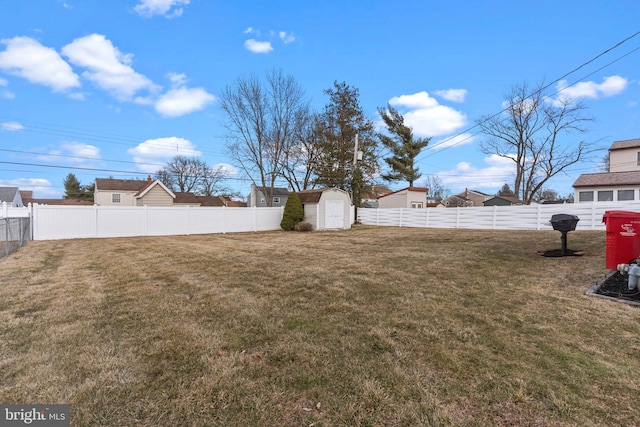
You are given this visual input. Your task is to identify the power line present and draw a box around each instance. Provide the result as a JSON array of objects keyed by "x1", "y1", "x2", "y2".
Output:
[{"x1": 415, "y1": 30, "x2": 640, "y2": 160}]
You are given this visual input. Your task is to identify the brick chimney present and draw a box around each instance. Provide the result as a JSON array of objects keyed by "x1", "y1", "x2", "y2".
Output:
[{"x1": 147, "y1": 175, "x2": 152, "y2": 183}]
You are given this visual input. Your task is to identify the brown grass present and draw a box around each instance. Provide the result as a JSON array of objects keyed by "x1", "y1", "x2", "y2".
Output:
[{"x1": 0, "y1": 226, "x2": 638, "y2": 426}]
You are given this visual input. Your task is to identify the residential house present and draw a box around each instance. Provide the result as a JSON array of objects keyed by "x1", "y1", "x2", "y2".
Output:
[
  {"x1": 573, "y1": 138, "x2": 640, "y2": 202},
  {"x1": 247, "y1": 184, "x2": 289, "y2": 207},
  {"x1": 360, "y1": 185, "x2": 392, "y2": 208},
  {"x1": 483, "y1": 195, "x2": 524, "y2": 206},
  {"x1": 0, "y1": 187, "x2": 24, "y2": 207},
  {"x1": 95, "y1": 177, "x2": 176, "y2": 206},
  {"x1": 442, "y1": 188, "x2": 492, "y2": 207},
  {"x1": 297, "y1": 188, "x2": 352, "y2": 230},
  {"x1": 377, "y1": 186, "x2": 429, "y2": 209},
  {"x1": 442, "y1": 194, "x2": 473, "y2": 208}
]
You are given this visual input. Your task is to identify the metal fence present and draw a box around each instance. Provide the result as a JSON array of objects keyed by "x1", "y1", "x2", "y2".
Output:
[{"x1": 1, "y1": 217, "x2": 31, "y2": 258}]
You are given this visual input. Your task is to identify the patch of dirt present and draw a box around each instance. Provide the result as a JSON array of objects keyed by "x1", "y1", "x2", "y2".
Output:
[{"x1": 594, "y1": 271, "x2": 640, "y2": 303}]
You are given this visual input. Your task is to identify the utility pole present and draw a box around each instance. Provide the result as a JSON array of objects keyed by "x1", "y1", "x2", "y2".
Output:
[{"x1": 352, "y1": 134, "x2": 363, "y2": 221}]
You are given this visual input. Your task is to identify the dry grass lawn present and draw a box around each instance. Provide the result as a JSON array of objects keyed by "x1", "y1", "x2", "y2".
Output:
[{"x1": 0, "y1": 225, "x2": 638, "y2": 426}]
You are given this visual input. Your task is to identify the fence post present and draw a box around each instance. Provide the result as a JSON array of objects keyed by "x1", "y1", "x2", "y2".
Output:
[
  {"x1": 223, "y1": 205, "x2": 227, "y2": 234},
  {"x1": 186, "y1": 205, "x2": 191, "y2": 236},
  {"x1": 4, "y1": 218, "x2": 8, "y2": 257},
  {"x1": 425, "y1": 207, "x2": 430, "y2": 227},
  {"x1": 1, "y1": 201, "x2": 7, "y2": 218}
]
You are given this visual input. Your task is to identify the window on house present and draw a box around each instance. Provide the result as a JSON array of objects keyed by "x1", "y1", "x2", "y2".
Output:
[
  {"x1": 637, "y1": 151, "x2": 640, "y2": 166},
  {"x1": 618, "y1": 189, "x2": 635, "y2": 201},
  {"x1": 578, "y1": 191, "x2": 593, "y2": 202},
  {"x1": 273, "y1": 197, "x2": 280, "y2": 204},
  {"x1": 112, "y1": 193, "x2": 121, "y2": 203},
  {"x1": 597, "y1": 190, "x2": 613, "y2": 202},
  {"x1": 260, "y1": 198, "x2": 265, "y2": 204},
  {"x1": 411, "y1": 202, "x2": 423, "y2": 208}
]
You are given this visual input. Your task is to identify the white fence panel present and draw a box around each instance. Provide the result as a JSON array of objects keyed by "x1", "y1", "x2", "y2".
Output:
[
  {"x1": 0, "y1": 202, "x2": 31, "y2": 218},
  {"x1": 358, "y1": 201, "x2": 640, "y2": 231},
  {"x1": 32, "y1": 204, "x2": 284, "y2": 241},
  {"x1": 34, "y1": 205, "x2": 98, "y2": 240}
]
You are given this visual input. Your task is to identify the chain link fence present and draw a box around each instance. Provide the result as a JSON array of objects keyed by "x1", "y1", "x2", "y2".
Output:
[{"x1": 1, "y1": 217, "x2": 31, "y2": 258}]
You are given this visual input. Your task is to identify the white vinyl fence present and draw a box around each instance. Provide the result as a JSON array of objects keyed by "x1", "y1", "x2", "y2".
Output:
[
  {"x1": 28, "y1": 204, "x2": 284, "y2": 241},
  {"x1": 358, "y1": 201, "x2": 640, "y2": 231}
]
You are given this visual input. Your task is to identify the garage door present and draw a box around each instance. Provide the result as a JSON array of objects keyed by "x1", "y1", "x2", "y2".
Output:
[{"x1": 325, "y1": 200, "x2": 344, "y2": 229}]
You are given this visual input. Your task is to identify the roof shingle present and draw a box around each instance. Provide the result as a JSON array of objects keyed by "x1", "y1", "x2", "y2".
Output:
[{"x1": 573, "y1": 170, "x2": 640, "y2": 187}]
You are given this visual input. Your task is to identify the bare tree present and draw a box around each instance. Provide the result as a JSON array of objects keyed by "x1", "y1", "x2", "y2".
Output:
[
  {"x1": 477, "y1": 81, "x2": 595, "y2": 204},
  {"x1": 423, "y1": 175, "x2": 449, "y2": 201},
  {"x1": 599, "y1": 152, "x2": 610, "y2": 172},
  {"x1": 155, "y1": 156, "x2": 210, "y2": 194},
  {"x1": 200, "y1": 165, "x2": 232, "y2": 196},
  {"x1": 219, "y1": 69, "x2": 309, "y2": 206},
  {"x1": 280, "y1": 113, "x2": 323, "y2": 191}
]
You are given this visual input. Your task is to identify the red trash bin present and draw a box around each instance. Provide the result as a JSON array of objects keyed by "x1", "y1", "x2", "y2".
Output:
[{"x1": 602, "y1": 210, "x2": 640, "y2": 269}]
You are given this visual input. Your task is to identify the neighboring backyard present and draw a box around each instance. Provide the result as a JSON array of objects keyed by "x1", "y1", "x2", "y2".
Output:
[{"x1": 0, "y1": 226, "x2": 638, "y2": 426}]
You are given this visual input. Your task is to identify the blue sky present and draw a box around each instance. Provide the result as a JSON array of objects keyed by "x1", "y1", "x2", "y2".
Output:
[{"x1": 1, "y1": 0, "x2": 639, "y2": 200}]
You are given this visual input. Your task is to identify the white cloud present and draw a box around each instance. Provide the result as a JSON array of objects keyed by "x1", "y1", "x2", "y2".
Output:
[
  {"x1": 154, "y1": 72, "x2": 215, "y2": 117},
  {"x1": 61, "y1": 142, "x2": 101, "y2": 161},
  {"x1": 554, "y1": 75, "x2": 628, "y2": 105},
  {"x1": 1, "y1": 121, "x2": 23, "y2": 131},
  {"x1": 0, "y1": 36, "x2": 80, "y2": 92},
  {"x1": 388, "y1": 91, "x2": 467, "y2": 137},
  {"x1": 134, "y1": 0, "x2": 190, "y2": 18},
  {"x1": 437, "y1": 154, "x2": 514, "y2": 191},
  {"x1": 0, "y1": 178, "x2": 55, "y2": 197},
  {"x1": 155, "y1": 87, "x2": 215, "y2": 117},
  {"x1": 0, "y1": 77, "x2": 7, "y2": 86},
  {"x1": 128, "y1": 136, "x2": 201, "y2": 172},
  {"x1": 431, "y1": 133, "x2": 475, "y2": 150},
  {"x1": 434, "y1": 88, "x2": 467, "y2": 103},
  {"x1": 62, "y1": 34, "x2": 157, "y2": 101},
  {"x1": 279, "y1": 31, "x2": 295, "y2": 44},
  {"x1": 244, "y1": 39, "x2": 273, "y2": 54},
  {"x1": 244, "y1": 27, "x2": 256, "y2": 34},
  {"x1": 215, "y1": 163, "x2": 237, "y2": 176},
  {"x1": 34, "y1": 142, "x2": 101, "y2": 164}
]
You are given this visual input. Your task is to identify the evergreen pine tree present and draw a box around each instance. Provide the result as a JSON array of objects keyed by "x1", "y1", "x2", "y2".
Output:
[{"x1": 280, "y1": 192, "x2": 304, "y2": 231}]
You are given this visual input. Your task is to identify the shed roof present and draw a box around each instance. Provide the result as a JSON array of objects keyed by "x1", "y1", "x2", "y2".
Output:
[
  {"x1": 610, "y1": 138, "x2": 640, "y2": 151},
  {"x1": 297, "y1": 188, "x2": 350, "y2": 204},
  {"x1": 573, "y1": 170, "x2": 640, "y2": 187}
]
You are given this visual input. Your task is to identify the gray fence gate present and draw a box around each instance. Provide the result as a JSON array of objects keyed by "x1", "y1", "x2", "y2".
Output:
[{"x1": 1, "y1": 217, "x2": 31, "y2": 258}]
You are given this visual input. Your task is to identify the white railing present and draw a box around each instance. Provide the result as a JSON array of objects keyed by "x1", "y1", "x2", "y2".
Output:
[
  {"x1": 357, "y1": 201, "x2": 640, "y2": 231},
  {"x1": 29, "y1": 204, "x2": 284, "y2": 241}
]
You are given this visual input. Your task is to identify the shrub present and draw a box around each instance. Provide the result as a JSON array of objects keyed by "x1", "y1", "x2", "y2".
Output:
[
  {"x1": 280, "y1": 192, "x2": 304, "y2": 230},
  {"x1": 294, "y1": 221, "x2": 313, "y2": 232}
]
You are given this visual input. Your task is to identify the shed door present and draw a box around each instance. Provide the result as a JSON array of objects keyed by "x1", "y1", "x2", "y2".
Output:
[{"x1": 325, "y1": 200, "x2": 344, "y2": 229}]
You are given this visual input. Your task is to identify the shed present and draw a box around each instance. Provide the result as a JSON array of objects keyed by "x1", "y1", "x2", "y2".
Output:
[{"x1": 297, "y1": 188, "x2": 352, "y2": 231}]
